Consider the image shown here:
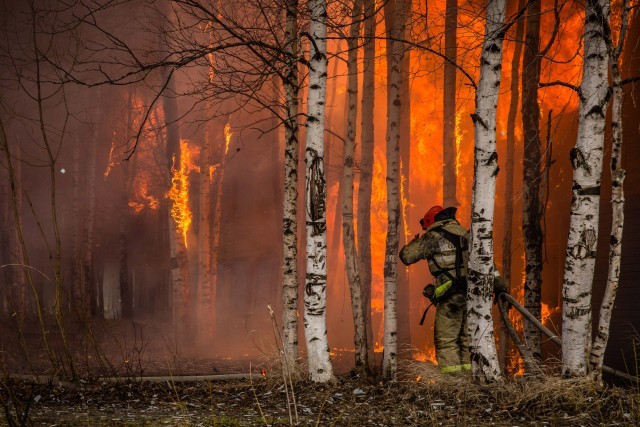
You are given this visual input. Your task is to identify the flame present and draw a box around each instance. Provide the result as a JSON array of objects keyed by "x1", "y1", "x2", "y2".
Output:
[
  {"x1": 168, "y1": 139, "x2": 199, "y2": 247},
  {"x1": 412, "y1": 347, "x2": 437, "y2": 364},
  {"x1": 104, "y1": 132, "x2": 117, "y2": 177},
  {"x1": 224, "y1": 122, "x2": 232, "y2": 152},
  {"x1": 128, "y1": 181, "x2": 159, "y2": 213}
]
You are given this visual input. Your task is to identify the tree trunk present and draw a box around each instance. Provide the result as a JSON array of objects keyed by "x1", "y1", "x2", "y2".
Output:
[
  {"x1": 343, "y1": 0, "x2": 368, "y2": 373},
  {"x1": 358, "y1": 0, "x2": 377, "y2": 371},
  {"x1": 164, "y1": 75, "x2": 192, "y2": 333},
  {"x1": 281, "y1": 0, "x2": 300, "y2": 364},
  {"x1": 443, "y1": 0, "x2": 458, "y2": 207},
  {"x1": 304, "y1": 0, "x2": 333, "y2": 383},
  {"x1": 521, "y1": 0, "x2": 543, "y2": 361},
  {"x1": 197, "y1": 52, "x2": 214, "y2": 339},
  {"x1": 590, "y1": 0, "x2": 627, "y2": 382},
  {"x1": 210, "y1": 118, "x2": 231, "y2": 339},
  {"x1": 397, "y1": 0, "x2": 412, "y2": 350},
  {"x1": 382, "y1": 0, "x2": 403, "y2": 381},
  {"x1": 71, "y1": 133, "x2": 83, "y2": 315},
  {"x1": 84, "y1": 106, "x2": 99, "y2": 317},
  {"x1": 499, "y1": 0, "x2": 525, "y2": 368},
  {"x1": 467, "y1": 0, "x2": 506, "y2": 383},
  {"x1": 562, "y1": 0, "x2": 610, "y2": 377}
]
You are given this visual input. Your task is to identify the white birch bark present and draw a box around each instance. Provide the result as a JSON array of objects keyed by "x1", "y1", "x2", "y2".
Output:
[
  {"x1": 590, "y1": 0, "x2": 627, "y2": 381},
  {"x1": 466, "y1": 0, "x2": 506, "y2": 383},
  {"x1": 562, "y1": 0, "x2": 610, "y2": 377},
  {"x1": 304, "y1": 0, "x2": 333, "y2": 383},
  {"x1": 382, "y1": 0, "x2": 403, "y2": 381},
  {"x1": 343, "y1": 0, "x2": 368, "y2": 373},
  {"x1": 282, "y1": 0, "x2": 300, "y2": 364}
]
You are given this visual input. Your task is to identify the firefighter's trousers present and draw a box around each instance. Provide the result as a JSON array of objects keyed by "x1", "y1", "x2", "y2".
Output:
[{"x1": 434, "y1": 292, "x2": 470, "y2": 373}]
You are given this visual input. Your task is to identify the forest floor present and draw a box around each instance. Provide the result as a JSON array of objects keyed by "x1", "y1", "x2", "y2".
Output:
[
  {"x1": 3, "y1": 361, "x2": 640, "y2": 426},
  {"x1": 1, "y1": 321, "x2": 639, "y2": 425}
]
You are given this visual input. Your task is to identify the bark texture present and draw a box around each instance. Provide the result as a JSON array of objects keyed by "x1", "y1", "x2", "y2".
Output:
[
  {"x1": 590, "y1": 0, "x2": 627, "y2": 381},
  {"x1": 343, "y1": 0, "x2": 368, "y2": 373},
  {"x1": 358, "y1": 0, "x2": 376, "y2": 370},
  {"x1": 521, "y1": 0, "x2": 543, "y2": 360},
  {"x1": 499, "y1": 0, "x2": 525, "y2": 368},
  {"x1": 282, "y1": 0, "x2": 300, "y2": 363},
  {"x1": 466, "y1": 0, "x2": 506, "y2": 383},
  {"x1": 443, "y1": 0, "x2": 458, "y2": 207},
  {"x1": 304, "y1": 0, "x2": 333, "y2": 383},
  {"x1": 562, "y1": 0, "x2": 610, "y2": 377},
  {"x1": 382, "y1": 0, "x2": 403, "y2": 381}
]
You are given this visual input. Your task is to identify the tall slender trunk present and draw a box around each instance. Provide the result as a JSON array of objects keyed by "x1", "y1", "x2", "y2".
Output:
[
  {"x1": 562, "y1": 0, "x2": 610, "y2": 377},
  {"x1": 120, "y1": 92, "x2": 135, "y2": 319},
  {"x1": 282, "y1": 0, "x2": 300, "y2": 363},
  {"x1": 198, "y1": 44, "x2": 214, "y2": 339},
  {"x1": 590, "y1": 0, "x2": 627, "y2": 382},
  {"x1": 521, "y1": 0, "x2": 543, "y2": 360},
  {"x1": 210, "y1": 119, "x2": 231, "y2": 340},
  {"x1": 443, "y1": 0, "x2": 458, "y2": 207},
  {"x1": 343, "y1": 0, "x2": 368, "y2": 373},
  {"x1": 382, "y1": 0, "x2": 403, "y2": 381},
  {"x1": 397, "y1": 0, "x2": 412, "y2": 350},
  {"x1": 71, "y1": 133, "x2": 83, "y2": 314},
  {"x1": 358, "y1": 0, "x2": 377, "y2": 370},
  {"x1": 499, "y1": 0, "x2": 526, "y2": 368},
  {"x1": 197, "y1": 120, "x2": 212, "y2": 337},
  {"x1": 164, "y1": 75, "x2": 191, "y2": 332},
  {"x1": 84, "y1": 108, "x2": 99, "y2": 317},
  {"x1": 467, "y1": 0, "x2": 506, "y2": 383},
  {"x1": 304, "y1": 0, "x2": 333, "y2": 383}
]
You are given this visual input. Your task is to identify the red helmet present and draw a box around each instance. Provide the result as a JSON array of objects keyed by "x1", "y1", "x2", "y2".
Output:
[{"x1": 420, "y1": 205, "x2": 443, "y2": 230}]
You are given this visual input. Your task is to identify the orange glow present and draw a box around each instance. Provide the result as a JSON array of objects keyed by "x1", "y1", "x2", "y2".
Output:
[
  {"x1": 104, "y1": 133, "x2": 117, "y2": 177},
  {"x1": 168, "y1": 139, "x2": 199, "y2": 247},
  {"x1": 413, "y1": 347, "x2": 437, "y2": 364},
  {"x1": 224, "y1": 122, "x2": 232, "y2": 152},
  {"x1": 128, "y1": 181, "x2": 159, "y2": 213}
]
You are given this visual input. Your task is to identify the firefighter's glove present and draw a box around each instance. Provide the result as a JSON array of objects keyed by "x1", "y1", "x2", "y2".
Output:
[{"x1": 492, "y1": 283, "x2": 508, "y2": 305}]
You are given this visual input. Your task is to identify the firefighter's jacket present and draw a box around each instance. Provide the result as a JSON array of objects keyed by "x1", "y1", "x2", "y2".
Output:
[{"x1": 399, "y1": 219, "x2": 469, "y2": 287}]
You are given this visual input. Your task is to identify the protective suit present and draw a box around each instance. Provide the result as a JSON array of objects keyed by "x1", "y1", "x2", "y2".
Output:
[{"x1": 399, "y1": 206, "x2": 471, "y2": 373}]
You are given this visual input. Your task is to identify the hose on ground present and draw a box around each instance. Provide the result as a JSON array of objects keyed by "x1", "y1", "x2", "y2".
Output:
[{"x1": 497, "y1": 292, "x2": 638, "y2": 384}]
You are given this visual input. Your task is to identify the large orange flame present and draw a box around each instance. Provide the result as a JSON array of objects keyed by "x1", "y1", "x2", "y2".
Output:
[{"x1": 168, "y1": 139, "x2": 199, "y2": 248}]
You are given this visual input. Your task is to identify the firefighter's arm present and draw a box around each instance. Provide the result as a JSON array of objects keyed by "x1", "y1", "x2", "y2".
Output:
[{"x1": 399, "y1": 234, "x2": 429, "y2": 266}]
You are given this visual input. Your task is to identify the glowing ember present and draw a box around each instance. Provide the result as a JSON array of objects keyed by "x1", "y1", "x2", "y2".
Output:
[{"x1": 224, "y1": 122, "x2": 232, "y2": 152}]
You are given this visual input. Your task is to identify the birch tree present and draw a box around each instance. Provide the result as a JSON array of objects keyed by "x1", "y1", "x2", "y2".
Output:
[
  {"x1": 282, "y1": 0, "x2": 300, "y2": 364},
  {"x1": 466, "y1": 0, "x2": 506, "y2": 383},
  {"x1": 303, "y1": 0, "x2": 333, "y2": 383},
  {"x1": 382, "y1": 0, "x2": 404, "y2": 381},
  {"x1": 590, "y1": 0, "x2": 629, "y2": 382},
  {"x1": 358, "y1": 0, "x2": 377, "y2": 369},
  {"x1": 443, "y1": 0, "x2": 458, "y2": 207},
  {"x1": 342, "y1": 0, "x2": 369, "y2": 373},
  {"x1": 561, "y1": 0, "x2": 610, "y2": 377}
]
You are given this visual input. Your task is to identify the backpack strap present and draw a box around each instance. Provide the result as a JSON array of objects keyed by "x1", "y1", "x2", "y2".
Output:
[{"x1": 429, "y1": 225, "x2": 468, "y2": 288}]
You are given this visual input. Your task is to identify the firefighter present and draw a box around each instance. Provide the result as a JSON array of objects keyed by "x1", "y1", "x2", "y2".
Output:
[{"x1": 399, "y1": 205, "x2": 505, "y2": 373}]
